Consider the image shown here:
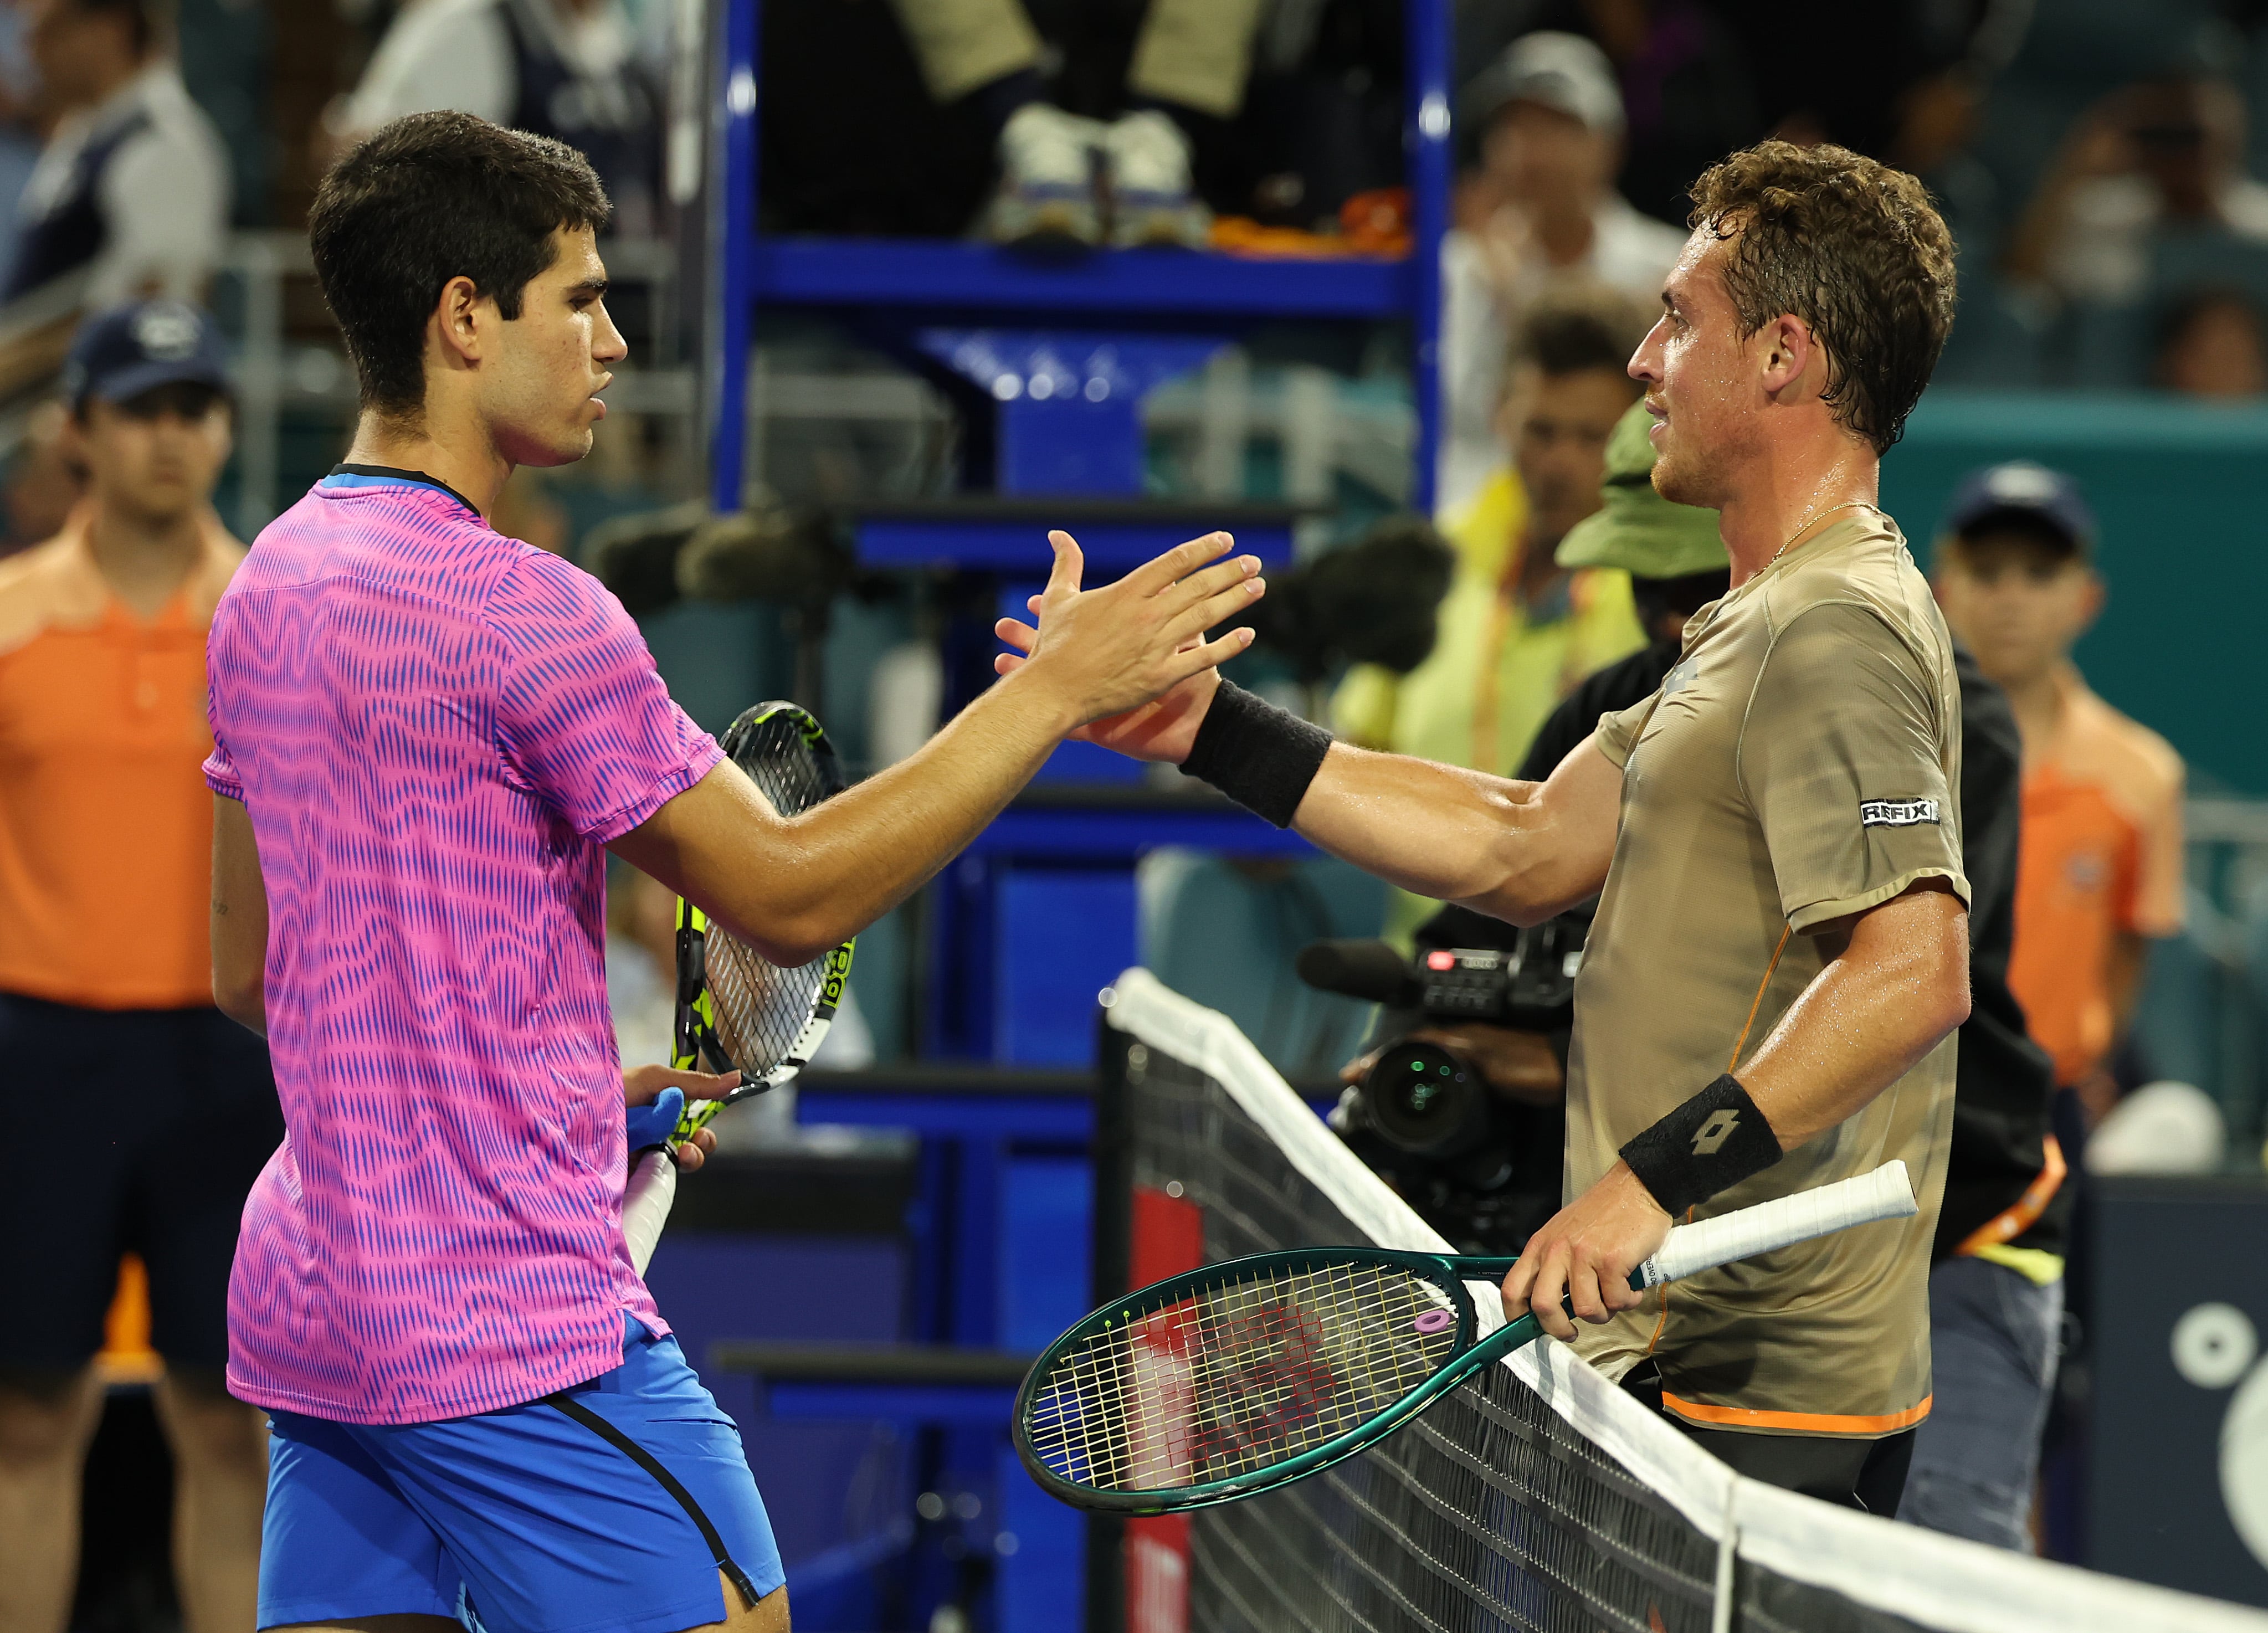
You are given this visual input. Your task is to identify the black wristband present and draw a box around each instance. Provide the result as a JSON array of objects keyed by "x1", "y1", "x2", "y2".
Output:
[
  {"x1": 1619, "y1": 1074, "x2": 1782, "y2": 1216},
  {"x1": 1178, "y1": 680, "x2": 1333, "y2": 829}
]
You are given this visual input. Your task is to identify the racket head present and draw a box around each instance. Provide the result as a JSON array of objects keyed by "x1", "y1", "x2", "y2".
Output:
[
  {"x1": 670, "y1": 702, "x2": 855, "y2": 1137},
  {"x1": 1014, "y1": 1247, "x2": 1480, "y2": 1514}
]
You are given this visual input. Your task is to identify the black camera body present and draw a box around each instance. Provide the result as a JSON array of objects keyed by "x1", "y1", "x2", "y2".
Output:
[
  {"x1": 1297, "y1": 915, "x2": 1585, "y2": 1252},
  {"x1": 1400, "y1": 929, "x2": 1584, "y2": 1029}
]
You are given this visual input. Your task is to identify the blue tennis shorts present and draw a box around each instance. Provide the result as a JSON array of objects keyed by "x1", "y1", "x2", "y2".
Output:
[{"x1": 256, "y1": 1318, "x2": 784, "y2": 1633}]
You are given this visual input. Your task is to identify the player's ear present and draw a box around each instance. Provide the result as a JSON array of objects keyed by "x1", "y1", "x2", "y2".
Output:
[
  {"x1": 431, "y1": 275, "x2": 486, "y2": 367},
  {"x1": 1758, "y1": 314, "x2": 1813, "y2": 400}
]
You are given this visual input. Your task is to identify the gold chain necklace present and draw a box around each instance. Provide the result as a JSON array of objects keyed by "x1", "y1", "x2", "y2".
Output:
[{"x1": 1764, "y1": 499, "x2": 1871, "y2": 571}]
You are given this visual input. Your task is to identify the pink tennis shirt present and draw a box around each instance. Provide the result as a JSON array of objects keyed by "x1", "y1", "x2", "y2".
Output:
[{"x1": 204, "y1": 468, "x2": 721, "y2": 1423}]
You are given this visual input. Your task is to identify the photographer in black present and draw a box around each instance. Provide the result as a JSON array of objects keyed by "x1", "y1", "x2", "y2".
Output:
[{"x1": 1322, "y1": 398, "x2": 2066, "y2": 1550}]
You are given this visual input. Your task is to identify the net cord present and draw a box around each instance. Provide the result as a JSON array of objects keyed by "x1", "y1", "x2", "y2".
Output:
[{"x1": 1101, "y1": 966, "x2": 2268, "y2": 1633}]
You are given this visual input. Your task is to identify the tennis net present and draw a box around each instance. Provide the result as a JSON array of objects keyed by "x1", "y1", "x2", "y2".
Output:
[{"x1": 1091, "y1": 967, "x2": 2268, "y2": 1633}]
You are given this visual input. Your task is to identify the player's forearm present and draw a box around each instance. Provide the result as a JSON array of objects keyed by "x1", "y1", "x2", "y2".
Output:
[
  {"x1": 209, "y1": 795, "x2": 270, "y2": 1036},
  {"x1": 768, "y1": 674, "x2": 1072, "y2": 945},
  {"x1": 1736, "y1": 884, "x2": 1970, "y2": 1152},
  {"x1": 1292, "y1": 746, "x2": 1545, "y2": 907},
  {"x1": 620, "y1": 671, "x2": 1073, "y2": 964},
  {"x1": 1290, "y1": 740, "x2": 1613, "y2": 926},
  {"x1": 214, "y1": 978, "x2": 267, "y2": 1038}
]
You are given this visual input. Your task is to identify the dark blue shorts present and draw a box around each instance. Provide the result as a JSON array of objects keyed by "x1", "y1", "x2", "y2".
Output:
[
  {"x1": 0, "y1": 992, "x2": 280, "y2": 1371},
  {"x1": 258, "y1": 1318, "x2": 784, "y2": 1633}
]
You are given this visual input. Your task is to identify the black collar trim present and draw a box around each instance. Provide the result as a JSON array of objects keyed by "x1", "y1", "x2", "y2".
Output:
[{"x1": 330, "y1": 463, "x2": 484, "y2": 518}]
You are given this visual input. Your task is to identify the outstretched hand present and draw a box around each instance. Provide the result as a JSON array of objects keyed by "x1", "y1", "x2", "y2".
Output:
[
  {"x1": 625, "y1": 1062, "x2": 738, "y2": 1172},
  {"x1": 1497, "y1": 1160, "x2": 1670, "y2": 1341},
  {"x1": 990, "y1": 530, "x2": 1262, "y2": 747}
]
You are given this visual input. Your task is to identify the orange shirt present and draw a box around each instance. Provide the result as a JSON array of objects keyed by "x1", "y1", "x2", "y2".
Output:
[
  {"x1": 2005, "y1": 672, "x2": 2184, "y2": 1086},
  {"x1": 0, "y1": 509, "x2": 244, "y2": 1009}
]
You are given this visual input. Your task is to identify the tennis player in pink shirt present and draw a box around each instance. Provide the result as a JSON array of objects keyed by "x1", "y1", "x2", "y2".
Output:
[{"x1": 206, "y1": 111, "x2": 1265, "y2": 1633}]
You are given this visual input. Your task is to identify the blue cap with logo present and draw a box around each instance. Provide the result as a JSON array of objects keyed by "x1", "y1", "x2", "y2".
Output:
[
  {"x1": 61, "y1": 300, "x2": 232, "y2": 411},
  {"x1": 1941, "y1": 461, "x2": 2097, "y2": 557}
]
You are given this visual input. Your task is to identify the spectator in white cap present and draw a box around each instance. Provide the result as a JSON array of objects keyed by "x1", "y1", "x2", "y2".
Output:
[{"x1": 1439, "y1": 31, "x2": 1685, "y2": 517}]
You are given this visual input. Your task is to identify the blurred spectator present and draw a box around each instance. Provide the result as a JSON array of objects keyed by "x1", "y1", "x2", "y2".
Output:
[
  {"x1": 1730, "y1": 1, "x2": 2033, "y2": 173},
  {"x1": 1455, "y1": 1, "x2": 1759, "y2": 231},
  {"x1": 0, "y1": 302, "x2": 273, "y2": 1632},
  {"x1": 1337, "y1": 289, "x2": 1646, "y2": 936},
  {"x1": 334, "y1": 0, "x2": 663, "y2": 236},
  {"x1": 0, "y1": 5, "x2": 49, "y2": 294},
  {"x1": 1, "y1": 399, "x2": 81, "y2": 558},
  {"x1": 2003, "y1": 75, "x2": 2268, "y2": 309},
  {"x1": 2154, "y1": 285, "x2": 2268, "y2": 397},
  {"x1": 1440, "y1": 32, "x2": 1684, "y2": 512},
  {"x1": 8, "y1": 0, "x2": 227, "y2": 304},
  {"x1": 1931, "y1": 464, "x2": 2185, "y2": 1129},
  {"x1": 880, "y1": 0, "x2": 1268, "y2": 249}
]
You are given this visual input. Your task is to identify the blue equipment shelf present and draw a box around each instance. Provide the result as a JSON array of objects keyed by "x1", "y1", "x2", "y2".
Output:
[
  {"x1": 852, "y1": 498, "x2": 1311, "y2": 574},
  {"x1": 964, "y1": 787, "x2": 1311, "y2": 860},
  {"x1": 712, "y1": 1343, "x2": 1034, "y2": 1427},
  {"x1": 747, "y1": 237, "x2": 1415, "y2": 319}
]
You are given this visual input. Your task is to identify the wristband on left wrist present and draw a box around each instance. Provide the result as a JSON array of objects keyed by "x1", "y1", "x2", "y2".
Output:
[{"x1": 1619, "y1": 1073, "x2": 1782, "y2": 1216}]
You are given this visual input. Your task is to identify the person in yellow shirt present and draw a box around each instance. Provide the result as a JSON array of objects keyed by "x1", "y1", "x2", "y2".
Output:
[
  {"x1": 1334, "y1": 287, "x2": 1646, "y2": 936},
  {"x1": 0, "y1": 302, "x2": 271, "y2": 1633}
]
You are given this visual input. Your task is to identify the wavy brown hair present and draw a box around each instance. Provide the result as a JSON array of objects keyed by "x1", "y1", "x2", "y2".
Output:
[{"x1": 1687, "y1": 141, "x2": 1956, "y2": 453}]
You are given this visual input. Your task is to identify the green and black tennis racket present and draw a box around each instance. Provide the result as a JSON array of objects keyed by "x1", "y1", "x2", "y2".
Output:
[
  {"x1": 1015, "y1": 1160, "x2": 1918, "y2": 1513},
  {"x1": 624, "y1": 701, "x2": 856, "y2": 1272}
]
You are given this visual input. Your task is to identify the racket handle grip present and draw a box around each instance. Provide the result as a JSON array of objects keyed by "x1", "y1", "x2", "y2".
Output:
[
  {"x1": 623, "y1": 1147, "x2": 678, "y2": 1278},
  {"x1": 1635, "y1": 1159, "x2": 1917, "y2": 1289}
]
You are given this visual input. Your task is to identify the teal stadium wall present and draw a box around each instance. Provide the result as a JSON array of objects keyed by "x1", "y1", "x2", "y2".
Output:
[{"x1": 1885, "y1": 392, "x2": 2265, "y2": 794}]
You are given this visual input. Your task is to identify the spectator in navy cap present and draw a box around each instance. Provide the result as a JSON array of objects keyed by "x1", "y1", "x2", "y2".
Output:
[
  {"x1": 1932, "y1": 461, "x2": 2184, "y2": 1128},
  {"x1": 61, "y1": 294, "x2": 231, "y2": 410},
  {"x1": 0, "y1": 298, "x2": 271, "y2": 1633}
]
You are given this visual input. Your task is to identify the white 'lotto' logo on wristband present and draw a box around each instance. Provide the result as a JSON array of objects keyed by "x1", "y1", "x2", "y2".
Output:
[
  {"x1": 1860, "y1": 798, "x2": 1939, "y2": 828},
  {"x1": 1691, "y1": 1110, "x2": 1741, "y2": 1155}
]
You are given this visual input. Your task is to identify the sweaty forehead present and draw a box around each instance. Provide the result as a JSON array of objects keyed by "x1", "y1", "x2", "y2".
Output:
[{"x1": 1664, "y1": 230, "x2": 1727, "y2": 307}]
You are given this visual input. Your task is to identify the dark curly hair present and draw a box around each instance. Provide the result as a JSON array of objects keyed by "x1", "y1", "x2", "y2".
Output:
[
  {"x1": 310, "y1": 112, "x2": 611, "y2": 424},
  {"x1": 1687, "y1": 141, "x2": 1956, "y2": 454}
]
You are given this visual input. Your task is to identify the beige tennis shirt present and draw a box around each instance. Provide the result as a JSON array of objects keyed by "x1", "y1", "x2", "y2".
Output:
[{"x1": 1567, "y1": 507, "x2": 1964, "y2": 1437}]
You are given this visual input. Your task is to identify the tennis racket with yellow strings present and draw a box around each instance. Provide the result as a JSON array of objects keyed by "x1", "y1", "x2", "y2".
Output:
[{"x1": 624, "y1": 702, "x2": 855, "y2": 1271}]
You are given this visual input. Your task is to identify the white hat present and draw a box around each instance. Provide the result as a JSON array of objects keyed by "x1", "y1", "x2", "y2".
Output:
[{"x1": 1461, "y1": 31, "x2": 1625, "y2": 137}]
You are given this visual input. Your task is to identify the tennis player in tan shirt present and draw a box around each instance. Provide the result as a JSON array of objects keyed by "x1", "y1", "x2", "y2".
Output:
[{"x1": 999, "y1": 140, "x2": 1972, "y2": 1513}]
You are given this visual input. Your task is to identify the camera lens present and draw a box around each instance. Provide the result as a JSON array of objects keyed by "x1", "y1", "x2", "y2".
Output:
[{"x1": 1362, "y1": 1039, "x2": 1494, "y2": 1159}]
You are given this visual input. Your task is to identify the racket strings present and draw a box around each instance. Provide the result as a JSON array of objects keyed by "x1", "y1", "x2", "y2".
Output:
[
  {"x1": 1026, "y1": 1260, "x2": 1460, "y2": 1493},
  {"x1": 704, "y1": 938, "x2": 827, "y2": 1074},
  {"x1": 697, "y1": 710, "x2": 844, "y2": 1079}
]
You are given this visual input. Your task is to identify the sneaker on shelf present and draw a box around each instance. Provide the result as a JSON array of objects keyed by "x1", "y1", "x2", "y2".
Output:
[
  {"x1": 1101, "y1": 110, "x2": 1210, "y2": 249},
  {"x1": 988, "y1": 102, "x2": 1104, "y2": 249}
]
